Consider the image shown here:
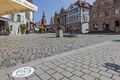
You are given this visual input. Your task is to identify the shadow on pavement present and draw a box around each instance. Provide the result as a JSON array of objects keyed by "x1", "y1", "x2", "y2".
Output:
[
  {"x1": 112, "y1": 40, "x2": 120, "y2": 42},
  {"x1": 104, "y1": 63, "x2": 120, "y2": 73}
]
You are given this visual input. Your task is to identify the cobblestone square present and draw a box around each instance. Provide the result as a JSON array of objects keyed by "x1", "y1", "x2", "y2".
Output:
[{"x1": 1, "y1": 33, "x2": 120, "y2": 80}]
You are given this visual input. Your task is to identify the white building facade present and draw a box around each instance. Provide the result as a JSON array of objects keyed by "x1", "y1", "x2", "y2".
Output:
[
  {"x1": 66, "y1": 0, "x2": 91, "y2": 33},
  {"x1": 0, "y1": 0, "x2": 35, "y2": 35}
]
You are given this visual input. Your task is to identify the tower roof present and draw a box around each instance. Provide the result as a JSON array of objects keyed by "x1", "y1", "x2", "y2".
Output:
[{"x1": 42, "y1": 11, "x2": 45, "y2": 17}]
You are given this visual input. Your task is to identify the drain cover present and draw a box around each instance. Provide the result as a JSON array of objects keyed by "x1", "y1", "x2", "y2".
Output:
[{"x1": 12, "y1": 67, "x2": 35, "y2": 78}]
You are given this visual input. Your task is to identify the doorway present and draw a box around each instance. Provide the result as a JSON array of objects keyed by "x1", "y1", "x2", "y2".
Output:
[{"x1": 103, "y1": 23, "x2": 110, "y2": 32}]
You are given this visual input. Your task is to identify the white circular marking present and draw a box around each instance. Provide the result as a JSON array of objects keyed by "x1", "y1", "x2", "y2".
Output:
[{"x1": 12, "y1": 67, "x2": 35, "y2": 78}]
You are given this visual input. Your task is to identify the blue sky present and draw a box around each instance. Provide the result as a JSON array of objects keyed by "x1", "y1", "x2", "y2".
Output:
[{"x1": 33, "y1": 0, "x2": 95, "y2": 24}]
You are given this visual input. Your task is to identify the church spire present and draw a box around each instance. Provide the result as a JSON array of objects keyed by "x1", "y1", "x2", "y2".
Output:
[
  {"x1": 41, "y1": 11, "x2": 46, "y2": 24},
  {"x1": 43, "y1": 11, "x2": 45, "y2": 17}
]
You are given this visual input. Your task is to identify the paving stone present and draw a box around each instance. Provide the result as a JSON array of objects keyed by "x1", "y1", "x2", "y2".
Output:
[
  {"x1": 81, "y1": 69, "x2": 91, "y2": 74},
  {"x1": 47, "y1": 63, "x2": 57, "y2": 69},
  {"x1": 59, "y1": 64, "x2": 67, "y2": 68},
  {"x1": 66, "y1": 63, "x2": 76, "y2": 67},
  {"x1": 0, "y1": 69, "x2": 6, "y2": 77},
  {"x1": 46, "y1": 69, "x2": 56, "y2": 75},
  {"x1": 98, "y1": 66, "x2": 108, "y2": 71},
  {"x1": 35, "y1": 68, "x2": 45, "y2": 75},
  {"x1": 100, "y1": 75, "x2": 113, "y2": 80},
  {"x1": 14, "y1": 78, "x2": 27, "y2": 80},
  {"x1": 72, "y1": 70, "x2": 84, "y2": 76},
  {"x1": 64, "y1": 67, "x2": 74, "y2": 72},
  {"x1": 82, "y1": 65, "x2": 90, "y2": 69},
  {"x1": 61, "y1": 77, "x2": 69, "y2": 80},
  {"x1": 52, "y1": 73, "x2": 64, "y2": 80},
  {"x1": 81, "y1": 74, "x2": 96, "y2": 80},
  {"x1": 107, "y1": 69, "x2": 120, "y2": 75},
  {"x1": 70, "y1": 75, "x2": 84, "y2": 80},
  {"x1": 89, "y1": 67, "x2": 100, "y2": 73},
  {"x1": 28, "y1": 76, "x2": 41, "y2": 80},
  {"x1": 39, "y1": 73, "x2": 51, "y2": 80},
  {"x1": 89, "y1": 64, "x2": 98, "y2": 68},
  {"x1": 54, "y1": 67, "x2": 64, "y2": 73},
  {"x1": 61, "y1": 71, "x2": 73, "y2": 78},
  {"x1": 40, "y1": 65, "x2": 50, "y2": 71},
  {"x1": 0, "y1": 75, "x2": 9, "y2": 80},
  {"x1": 112, "y1": 75, "x2": 120, "y2": 80},
  {"x1": 27, "y1": 73, "x2": 36, "y2": 78},
  {"x1": 99, "y1": 71, "x2": 113, "y2": 77},
  {"x1": 90, "y1": 72, "x2": 101, "y2": 78},
  {"x1": 53, "y1": 61, "x2": 62, "y2": 65},
  {"x1": 74, "y1": 66, "x2": 83, "y2": 70},
  {"x1": 49, "y1": 78, "x2": 56, "y2": 80}
]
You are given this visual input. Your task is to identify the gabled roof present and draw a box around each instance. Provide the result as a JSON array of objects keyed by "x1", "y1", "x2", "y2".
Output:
[{"x1": 67, "y1": 0, "x2": 92, "y2": 11}]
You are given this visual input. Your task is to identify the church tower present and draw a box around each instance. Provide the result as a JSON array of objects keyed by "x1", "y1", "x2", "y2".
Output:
[{"x1": 41, "y1": 11, "x2": 46, "y2": 25}]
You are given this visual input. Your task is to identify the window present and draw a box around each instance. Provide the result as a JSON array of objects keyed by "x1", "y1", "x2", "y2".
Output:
[
  {"x1": 105, "y1": 2, "x2": 109, "y2": 7},
  {"x1": 11, "y1": 14, "x2": 14, "y2": 21},
  {"x1": 76, "y1": 8, "x2": 78, "y2": 13},
  {"x1": 105, "y1": 11, "x2": 109, "y2": 17},
  {"x1": 25, "y1": 12, "x2": 30, "y2": 20},
  {"x1": 115, "y1": 20, "x2": 120, "y2": 27},
  {"x1": 17, "y1": 15, "x2": 21, "y2": 22},
  {"x1": 114, "y1": 9, "x2": 119, "y2": 14},
  {"x1": 83, "y1": 9, "x2": 85, "y2": 12},
  {"x1": 76, "y1": 15, "x2": 78, "y2": 20},
  {"x1": 97, "y1": 5, "x2": 100, "y2": 9},
  {"x1": 114, "y1": 0, "x2": 119, "y2": 4},
  {"x1": 98, "y1": 13, "x2": 100, "y2": 17},
  {"x1": 93, "y1": 14, "x2": 96, "y2": 18}
]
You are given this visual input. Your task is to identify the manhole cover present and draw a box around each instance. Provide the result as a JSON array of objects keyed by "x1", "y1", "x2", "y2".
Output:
[{"x1": 12, "y1": 67, "x2": 35, "y2": 78}]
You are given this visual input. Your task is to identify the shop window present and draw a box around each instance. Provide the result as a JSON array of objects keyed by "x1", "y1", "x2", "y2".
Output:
[{"x1": 115, "y1": 20, "x2": 120, "y2": 27}]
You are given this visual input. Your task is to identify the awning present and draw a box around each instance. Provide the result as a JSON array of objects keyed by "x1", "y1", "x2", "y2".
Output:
[{"x1": 0, "y1": 0, "x2": 38, "y2": 16}]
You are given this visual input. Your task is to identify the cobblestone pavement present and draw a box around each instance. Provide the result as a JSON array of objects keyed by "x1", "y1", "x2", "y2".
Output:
[
  {"x1": 0, "y1": 33, "x2": 120, "y2": 69},
  {"x1": 1, "y1": 40, "x2": 120, "y2": 80}
]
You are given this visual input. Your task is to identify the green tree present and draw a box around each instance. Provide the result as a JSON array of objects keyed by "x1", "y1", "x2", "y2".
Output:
[
  {"x1": 3, "y1": 22, "x2": 11, "y2": 35},
  {"x1": 20, "y1": 24, "x2": 26, "y2": 34}
]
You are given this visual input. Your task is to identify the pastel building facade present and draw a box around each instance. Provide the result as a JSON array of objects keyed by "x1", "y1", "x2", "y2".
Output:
[{"x1": 0, "y1": 0, "x2": 34, "y2": 35}]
